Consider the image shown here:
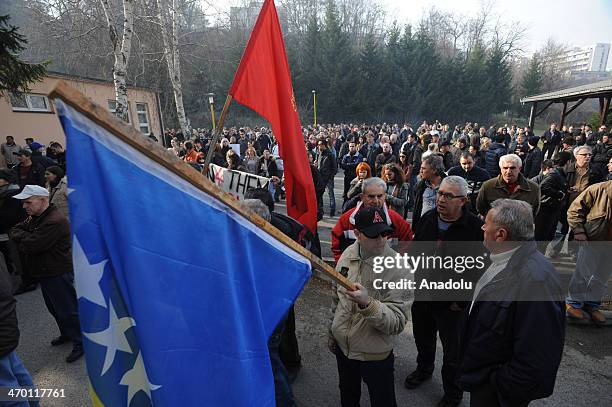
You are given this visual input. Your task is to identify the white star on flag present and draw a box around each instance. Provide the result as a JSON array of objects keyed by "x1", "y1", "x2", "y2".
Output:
[
  {"x1": 120, "y1": 351, "x2": 161, "y2": 405},
  {"x1": 72, "y1": 236, "x2": 107, "y2": 308},
  {"x1": 84, "y1": 301, "x2": 135, "y2": 376}
]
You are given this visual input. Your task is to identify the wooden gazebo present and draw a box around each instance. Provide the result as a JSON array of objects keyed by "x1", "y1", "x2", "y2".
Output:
[{"x1": 521, "y1": 79, "x2": 612, "y2": 129}]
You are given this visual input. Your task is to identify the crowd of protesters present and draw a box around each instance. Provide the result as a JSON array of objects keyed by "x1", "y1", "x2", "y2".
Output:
[{"x1": 1, "y1": 116, "x2": 611, "y2": 407}]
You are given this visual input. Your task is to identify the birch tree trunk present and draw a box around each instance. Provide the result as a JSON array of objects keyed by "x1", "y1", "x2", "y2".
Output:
[
  {"x1": 157, "y1": 0, "x2": 190, "y2": 137},
  {"x1": 100, "y1": 0, "x2": 133, "y2": 122}
]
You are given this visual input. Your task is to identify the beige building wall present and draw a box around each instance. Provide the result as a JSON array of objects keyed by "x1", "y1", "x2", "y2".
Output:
[{"x1": 0, "y1": 73, "x2": 163, "y2": 148}]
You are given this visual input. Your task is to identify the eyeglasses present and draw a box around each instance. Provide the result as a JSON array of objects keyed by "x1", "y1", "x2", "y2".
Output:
[
  {"x1": 437, "y1": 191, "x2": 466, "y2": 201},
  {"x1": 577, "y1": 153, "x2": 592, "y2": 156}
]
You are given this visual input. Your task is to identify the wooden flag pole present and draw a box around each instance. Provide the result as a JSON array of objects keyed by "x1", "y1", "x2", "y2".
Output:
[
  {"x1": 49, "y1": 81, "x2": 355, "y2": 290},
  {"x1": 202, "y1": 94, "x2": 233, "y2": 175}
]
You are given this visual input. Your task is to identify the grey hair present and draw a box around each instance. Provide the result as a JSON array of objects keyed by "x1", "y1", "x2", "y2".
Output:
[
  {"x1": 362, "y1": 177, "x2": 386, "y2": 194},
  {"x1": 499, "y1": 153, "x2": 522, "y2": 169},
  {"x1": 243, "y1": 199, "x2": 271, "y2": 222},
  {"x1": 490, "y1": 199, "x2": 534, "y2": 241},
  {"x1": 573, "y1": 145, "x2": 592, "y2": 158},
  {"x1": 441, "y1": 176, "x2": 468, "y2": 197},
  {"x1": 423, "y1": 155, "x2": 445, "y2": 176}
]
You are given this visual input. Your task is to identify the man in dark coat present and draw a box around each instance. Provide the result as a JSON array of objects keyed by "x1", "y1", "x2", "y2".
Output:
[
  {"x1": 12, "y1": 149, "x2": 45, "y2": 189},
  {"x1": 340, "y1": 141, "x2": 363, "y2": 200},
  {"x1": 459, "y1": 199, "x2": 565, "y2": 407},
  {"x1": 447, "y1": 153, "x2": 491, "y2": 215},
  {"x1": 0, "y1": 170, "x2": 28, "y2": 292},
  {"x1": 316, "y1": 140, "x2": 337, "y2": 217},
  {"x1": 412, "y1": 155, "x2": 446, "y2": 229},
  {"x1": 10, "y1": 185, "x2": 83, "y2": 363},
  {"x1": 523, "y1": 136, "x2": 543, "y2": 179},
  {"x1": 533, "y1": 153, "x2": 571, "y2": 253},
  {"x1": 374, "y1": 142, "x2": 397, "y2": 177},
  {"x1": 405, "y1": 176, "x2": 485, "y2": 407},
  {"x1": 541, "y1": 122, "x2": 562, "y2": 159}
]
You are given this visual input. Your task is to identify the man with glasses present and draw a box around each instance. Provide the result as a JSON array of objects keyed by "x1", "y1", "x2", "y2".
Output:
[
  {"x1": 476, "y1": 154, "x2": 540, "y2": 218},
  {"x1": 404, "y1": 176, "x2": 485, "y2": 407},
  {"x1": 548, "y1": 146, "x2": 605, "y2": 258}
]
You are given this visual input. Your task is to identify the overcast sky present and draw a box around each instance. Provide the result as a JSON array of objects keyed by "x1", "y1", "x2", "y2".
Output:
[{"x1": 383, "y1": 0, "x2": 612, "y2": 60}]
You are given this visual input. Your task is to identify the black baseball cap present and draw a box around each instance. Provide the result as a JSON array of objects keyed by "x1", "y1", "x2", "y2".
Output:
[{"x1": 354, "y1": 207, "x2": 394, "y2": 238}]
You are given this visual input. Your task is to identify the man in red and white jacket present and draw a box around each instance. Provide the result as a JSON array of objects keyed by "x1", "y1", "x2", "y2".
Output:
[{"x1": 331, "y1": 177, "x2": 413, "y2": 262}]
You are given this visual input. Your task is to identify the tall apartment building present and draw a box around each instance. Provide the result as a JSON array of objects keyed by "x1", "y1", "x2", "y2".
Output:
[{"x1": 554, "y1": 43, "x2": 610, "y2": 73}]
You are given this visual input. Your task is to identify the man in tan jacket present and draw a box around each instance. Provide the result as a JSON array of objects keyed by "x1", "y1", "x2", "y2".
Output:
[
  {"x1": 328, "y1": 206, "x2": 410, "y2": 407},
  {"x1": 566, "y1": 180, "x2": 612, "y2": 323}
]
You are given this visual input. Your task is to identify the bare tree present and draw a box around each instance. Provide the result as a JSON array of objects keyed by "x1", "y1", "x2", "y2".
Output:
[
  {"x1": 100, "y1": 0, "x2": 134, "y2": 122},
  {"x1": 157, "y1": 0, "x2": 190, "y2": 136}
]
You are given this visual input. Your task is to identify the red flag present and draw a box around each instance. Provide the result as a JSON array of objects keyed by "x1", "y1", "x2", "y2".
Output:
[{"x1": 229, "y1": 0, "x2": 317, "y2": 233}]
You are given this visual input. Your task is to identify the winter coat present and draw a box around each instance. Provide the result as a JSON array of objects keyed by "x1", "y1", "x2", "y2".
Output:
[
  {"x1": 411, "y1": 207, "x2": 486, "y2": 306},
  {"x1": 10, "y1": 205, "x2": 72, "y2": 278},
  {"x1": 329, "y1": 242, "x2": 410, "y2": 361},
  {"x1": 523, "y1": 147, "x2": 543, "y2": 179},
  {"x1": 485, "y1": 142, "x2": 507, "y2": 178},
  {"x1": 458, "y1": 241, "x2": 565, "y2": 406},
  {"x1": 447, "y1": 166, "x2": 491, "y2": 214},
  {"x1": 0, "y1": 252, "x2": 19, "y2": 358},
  {"x1": 49, "y1": 176, "x2": 70, "y2": 220},
  {"x1": 385, "y1": 182, "x2": 409, "y2": 216},
  {"x1": 412, "y1": 174, "x2": 446, "y2": 229},
  {"x1": 538, "y1": 168, "x2": 568, "y2": 211},
  {"x1": 476, "y1": 173, "x2": 540, "y2": 217},
  {"x1": 331, "y1": 202, "x2": 413, "y2": 262},
  {"x1": 567, "y1": 181, "x2": 612, "y2": 241},
  {"x1": 0, "y1": 185, "x2": 26, "y2": 235},
  {"x1": 316, "y1": 149, "x2": 336, "y2": 184},
  {"x1": 12, "y1": 161, "x2": 46, "y2": 189},
  {"x1": 341, "y1": 152, "x2": 363, "y2": 181}
]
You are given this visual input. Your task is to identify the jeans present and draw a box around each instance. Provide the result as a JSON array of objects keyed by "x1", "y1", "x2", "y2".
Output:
[
  {"x1": 566, "y1": 243, "x2": 611, "y2": 310},
  {"x1": 0, "y1": 351, "x2": 38, "y2": 407},
  {"x1": 39, "y1": 273, "x2": 82, "y2": 347},
  {"x1": 326, "y1": 179, "x2": 336, "y2": 215},
  {"x1": 335, "y1": 348, "x2": 397, "y2": 407},
  {"x1": 411, "y1": 301, "x2": 466, "y2": 402},
  {"x1": 269, "y1": 315, "x2": 295, "y2": 407}
]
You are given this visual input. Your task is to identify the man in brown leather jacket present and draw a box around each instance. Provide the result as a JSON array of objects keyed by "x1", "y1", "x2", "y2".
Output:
[{"x1": 10, "y1": 185, "x2": 83, "y2": 363}]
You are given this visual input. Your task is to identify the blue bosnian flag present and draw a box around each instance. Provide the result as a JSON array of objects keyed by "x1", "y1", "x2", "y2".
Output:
[{"x1": 54, "y1": 98, "x2": 311, "y2": 406}]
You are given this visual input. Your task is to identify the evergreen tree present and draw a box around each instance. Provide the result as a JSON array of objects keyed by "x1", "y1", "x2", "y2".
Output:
[
  {"x1": 518, "y1": 55, "x2": 543, "y2": 115},
  {"x1": 0, "y1": 14, "x2": 47, "y2": 95},
  {"x1": 319, "y1": 0, "x2": 358, "y2": 121},
  {"x1": 484, "y1": 47, "x2": 513, "y2": 119}
]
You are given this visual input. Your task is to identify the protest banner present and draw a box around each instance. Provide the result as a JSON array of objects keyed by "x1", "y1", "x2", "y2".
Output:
[{"x1": 207, "y1": 163, "x2": 273, "y2": 200}]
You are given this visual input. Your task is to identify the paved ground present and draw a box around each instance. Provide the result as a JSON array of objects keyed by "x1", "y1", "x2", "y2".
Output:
[{"x1": 13, "y1": 172, "x2": 612, "y2": 406}]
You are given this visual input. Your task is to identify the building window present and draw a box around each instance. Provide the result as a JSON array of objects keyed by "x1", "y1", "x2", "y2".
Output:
[
  {"x1": 136, "y1": 103, "x2": 150, "y2": 135},
  {"x1": 107, "y1": 100, "x2": 131, "y2": 123},
  {"x1": 9, "y1": 92, "x2": 52, "y2": 112}
]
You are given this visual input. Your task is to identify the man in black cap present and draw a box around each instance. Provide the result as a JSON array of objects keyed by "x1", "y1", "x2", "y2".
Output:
[
  {"x1": 328, "y1": 206, "x2": 410, "y2": 407},
  {"x1": 12, "y1": 149, "x2": 45, "y2": 189}
]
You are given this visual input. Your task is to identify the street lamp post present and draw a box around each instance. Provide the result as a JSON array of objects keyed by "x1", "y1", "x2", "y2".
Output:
[
  {"x1": 205, "y1": 93, "x2": 216, "y2": 131},
  {"x1": 312, "y1": 89, "x2": 317, "y2": 128}
]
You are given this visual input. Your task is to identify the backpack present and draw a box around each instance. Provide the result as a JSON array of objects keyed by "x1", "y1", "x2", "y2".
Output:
[{"x1": 271, "y1": 213, "x2": 321, "y2": 257}]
